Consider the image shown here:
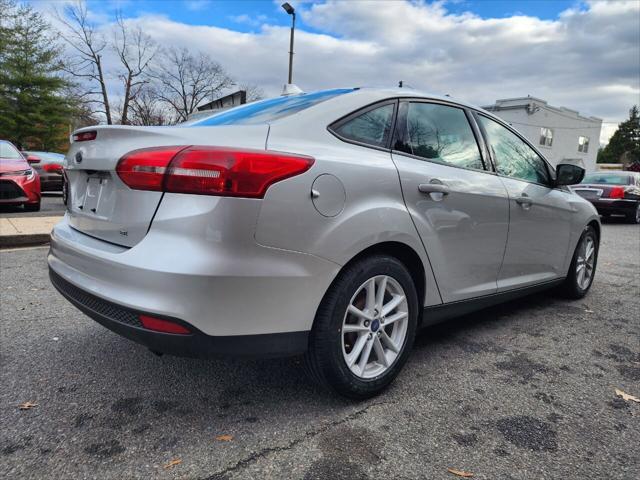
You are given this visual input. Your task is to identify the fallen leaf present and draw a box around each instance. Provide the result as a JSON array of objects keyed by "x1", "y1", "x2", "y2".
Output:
[
  {"x1": 215, "y1": 434, "x2": 234, "y2": 442},
  {"x1": 448, "y1": 467, "x2": 473, "y2": 478},
  {"x1": 164, "y1": 458, "x2": 182, "y2": 469},
  {"x1": 18, "y1": 401, "x2": 38, "y2": 410},
  {"x1": 615, "y1": 388, "x2": 640, "y2": 403}
]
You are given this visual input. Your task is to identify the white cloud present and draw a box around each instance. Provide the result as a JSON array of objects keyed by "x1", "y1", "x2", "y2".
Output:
[
  {"x1": 41, "y1": 0, "x2": 639, "y2": 144},
  {"x1": 184, "y1": 0, "x2": 211, "y2": 12}
]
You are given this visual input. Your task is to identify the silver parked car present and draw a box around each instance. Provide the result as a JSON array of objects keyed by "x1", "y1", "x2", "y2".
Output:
[{"x1": 49, "y1": 88, "x2": 600, "y2": 398}]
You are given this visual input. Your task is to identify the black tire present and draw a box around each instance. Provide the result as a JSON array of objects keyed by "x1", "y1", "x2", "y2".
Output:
[
  {"x1": 24, "y1": 201, "x2": 41, "y2": 212},
  {"x1": 559, "y1": 225, "x2": 598, "y2": 299},
  {"x1": 626, "y1": 204, "x2": 640, "y2": 224},
  {"x1": 304, "y1": 254, "x2": 418, "y2": 399}
]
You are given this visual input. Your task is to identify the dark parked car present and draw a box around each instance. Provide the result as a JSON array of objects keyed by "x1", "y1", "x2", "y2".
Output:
[
  {"x1": 0, "y1": 140, "x2": 41, "y2": 211},
  {"x1": 572, "y1": 171, "x2": 640, "y2": 223},
  {"x1": 23, "y1": 151, "x2": 65, "y2": 192}
]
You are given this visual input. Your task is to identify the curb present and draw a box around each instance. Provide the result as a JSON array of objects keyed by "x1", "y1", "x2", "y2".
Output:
[{"x1": 0, "y1": 233, "x2": 51, "y2": 248}]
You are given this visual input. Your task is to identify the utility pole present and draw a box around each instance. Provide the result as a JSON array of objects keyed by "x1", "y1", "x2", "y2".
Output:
[{"x1": 282, "y1": 3, "x2": 296, "y2": 84}]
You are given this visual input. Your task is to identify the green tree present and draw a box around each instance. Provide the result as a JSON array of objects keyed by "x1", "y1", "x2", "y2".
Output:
[
  {"x1": 598, "y1": 106, "x2": 640, "y2": 164},
  {"x1": 0, "y1": 1, "x2": 71, "y2": 151}
]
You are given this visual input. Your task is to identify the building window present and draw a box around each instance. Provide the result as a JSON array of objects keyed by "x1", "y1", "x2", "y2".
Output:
[
  {"x1": 539, "y1": 127, "x2": 553, "y2": 147},
  {"x1": 578, "y1": 136, "x2": 590, "y2": 153}
]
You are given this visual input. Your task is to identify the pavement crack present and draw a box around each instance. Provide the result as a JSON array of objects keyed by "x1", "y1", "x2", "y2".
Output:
[{"x1": 199, "y1": 400, "x2": 392, "y2": 480}]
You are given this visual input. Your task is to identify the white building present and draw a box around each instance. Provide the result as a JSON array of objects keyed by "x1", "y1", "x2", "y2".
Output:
[{"x1": 483, "y1": 97, "x2": 602, "y2": 172}]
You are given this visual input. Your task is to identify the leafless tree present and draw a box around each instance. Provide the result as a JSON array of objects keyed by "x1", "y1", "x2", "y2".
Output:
[
  {"x1": 112, "y1": 13, "x2": 158, "y2": 124},
  {"x1": 239, "y1": 83, "x2": 265, "y2": 103},
  {"x1": 150, "y1": 47, "x2": 234, "y2": 122},
  {"x1": 55, "y1": 1, "x2": 112, "y2": 124},
  {"x1": 126, "y1": 84, "x2": 172, "y2": 126}
]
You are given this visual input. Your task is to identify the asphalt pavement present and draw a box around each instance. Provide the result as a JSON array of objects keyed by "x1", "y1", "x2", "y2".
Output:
[
  {"x1": 1, "y1": 223, "x2": 638, "y2": 479},
  {"x1": 0, "y1": 193, "x2": 65, "y2": 218}
]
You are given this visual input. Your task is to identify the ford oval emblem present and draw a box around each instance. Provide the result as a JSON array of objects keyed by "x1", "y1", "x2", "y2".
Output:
[{"x1": 75, "y1": 151, "x2": 83, "y2": 163}]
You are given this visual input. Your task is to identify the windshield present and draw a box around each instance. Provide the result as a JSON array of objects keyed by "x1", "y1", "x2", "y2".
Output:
[
  {"x1": 0, "y1": 141, "x2": 23, "y2": 160},
  {"x1": 582, "y1": 172, "x2": 631, "y2": 185},
  {"x1": 188, "y1": 88, "x2": 356, "y2": 127}
]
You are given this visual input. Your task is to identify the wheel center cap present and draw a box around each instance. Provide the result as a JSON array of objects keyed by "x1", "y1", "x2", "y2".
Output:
[{"x1": 371, "y1": 319, "x2": 380, "y2": 332}]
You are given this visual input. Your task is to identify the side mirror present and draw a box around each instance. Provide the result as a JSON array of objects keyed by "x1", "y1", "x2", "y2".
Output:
[
  {"x1": 555, "y1": 163, "x2": 585, "y2": 186},
  {"x1": 25, "y1": 154, "x2": 41, "y2": 164}
]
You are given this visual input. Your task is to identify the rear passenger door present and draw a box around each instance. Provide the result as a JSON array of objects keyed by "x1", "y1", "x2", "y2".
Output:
[
  {"x1": 391, "y1": 101, "x2": 510, "y2": 303},
  {"x1": 476, "y1": 114, "x2": 573, "y2": 290}
]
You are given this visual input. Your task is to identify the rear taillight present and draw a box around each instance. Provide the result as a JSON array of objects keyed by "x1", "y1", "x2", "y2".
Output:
[
  {"x1": 43, "y1": 164, "x2": 63, "y2": 173},
  {"x1": 609, "y1": 186, "x2": 625, "y2": 199},
  {"x1": 139, "y1": 315, "x2": 191, "y2": 335},
  {"x1": 116, "y1": 146, "x2": 187, "y2": 191},
  {"x1": 116, "y1": 146, "x2": 314, "y2": 199},
  {"x1": 73, "y1": 130, "x2": 97, "y2": 142}
]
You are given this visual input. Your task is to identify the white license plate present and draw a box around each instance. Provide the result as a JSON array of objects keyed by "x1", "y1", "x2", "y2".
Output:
[{"x1": 82, "y1": 176, "x2": 108, "y2": 213}]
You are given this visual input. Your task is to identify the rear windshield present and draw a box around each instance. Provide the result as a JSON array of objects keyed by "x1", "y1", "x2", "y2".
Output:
[
  {"x1": 0, "y1": 141, "x2": 23, "y2": 160},
  {"x1": 582, "y1": 172, "x2": 632, "y2": 185},
  {"x1": 188, "y1": 88, "x2": 355, "y2": 127}
]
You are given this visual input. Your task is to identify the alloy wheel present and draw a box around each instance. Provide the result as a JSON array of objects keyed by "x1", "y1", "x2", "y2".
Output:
[
  {"x1": 576, "y1": 235, "x2": 596, "y2": 290},
  {"x1": 341, "y1": 275, "x2": 409, "y2": 379}
]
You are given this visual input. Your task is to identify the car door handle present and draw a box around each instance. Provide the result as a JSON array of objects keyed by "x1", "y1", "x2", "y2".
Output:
[
  {"x1": 418, "y1": 183, "x2": 450, "y2": 195},
  {"x1": 515, "y1": 196, "x2": 533, "y2": 206}
]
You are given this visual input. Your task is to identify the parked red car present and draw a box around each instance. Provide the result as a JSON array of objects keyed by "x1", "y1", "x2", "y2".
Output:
[{"x1": 0, "y1": 140, "x2": 41, "y2": 211}]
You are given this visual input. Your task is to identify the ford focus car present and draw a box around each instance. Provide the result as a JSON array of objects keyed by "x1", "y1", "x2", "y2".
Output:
[
  {"x1": 0, "y1": 140, "x2": 41, "y2": 211},
  {"x1": 49, "y1": 88, "x2": 600, "y2": 398}
]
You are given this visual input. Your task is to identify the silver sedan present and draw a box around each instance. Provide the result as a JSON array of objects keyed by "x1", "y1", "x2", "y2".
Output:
[{"x1": 49, "y1": 88, "x2": 600, "y2": 398}]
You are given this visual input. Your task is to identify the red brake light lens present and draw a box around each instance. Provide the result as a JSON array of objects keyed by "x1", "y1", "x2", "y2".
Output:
[
  {"x1": 73, "y1": 131, "x2": 97, "y2": 142},
  {"x1": 116, "y1": 146, "x2": 187, "y2": 191},
  {"x1": 609, "y1": 186, "x2": 625, "y2": 199},
  {"x1": 165, "y1": 147, "x2": 314, "y2": 198},
  {"x1": 116, "y1": 146, "x2": 315, "y2": 198},
  {"x1": 139, "y1": 315, "x2": 191, "y2": 335},
  {"x1": 43, "y1": 163, "x2": 63, "y2": 173}
]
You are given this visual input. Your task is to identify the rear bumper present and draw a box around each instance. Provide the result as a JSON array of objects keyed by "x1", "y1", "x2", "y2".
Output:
[
  {"x1": 48, "y1": 195, "x2": 340, "y2": 351},
  {"x1": 40, "y1": 176, "x2": 63, "y2": 191},
  {"x1": 588, "y1": 198, "x2": 638, "y2": 215},
  {"x1": 49, "y1": 268, "x2": 308, "y2": 357}
]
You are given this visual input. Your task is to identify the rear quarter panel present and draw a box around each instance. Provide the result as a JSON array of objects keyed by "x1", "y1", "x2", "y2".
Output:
[{"x1": 257, "y1": 122, "x2": 443, "y2": 307}]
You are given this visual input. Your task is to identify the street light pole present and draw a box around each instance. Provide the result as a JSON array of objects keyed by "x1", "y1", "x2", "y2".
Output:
[{"x1": 282, "y1": 3, "x2": 296, "y2": 84}]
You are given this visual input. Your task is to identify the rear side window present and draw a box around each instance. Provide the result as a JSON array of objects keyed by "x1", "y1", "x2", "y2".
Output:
[
  {"x1": 189, "y1": 88, "x2": 355, "y2": 126},
  {"x1": 0, "y1": 141, "x2": 23, "y2": 160},
  {"x1": 398, "y1": 102, "x2": 484, "y2": 170},
  {"x1": 331, "y1": 103, "x2": 395, "y2": 148},
  {"x1": 479, "y1": 115, "x2": 551, "y2": 185}
]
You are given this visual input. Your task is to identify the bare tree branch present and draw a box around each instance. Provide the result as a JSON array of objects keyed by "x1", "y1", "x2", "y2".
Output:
[
  {"x1": 54, "y1": 0, "x2": 112, "y2": 124},
  {"x1": 149, "y1": 47, "x2": 233, "y2": 123}
]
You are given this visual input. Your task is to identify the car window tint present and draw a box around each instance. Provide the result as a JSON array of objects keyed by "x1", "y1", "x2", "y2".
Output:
[
  {"x1": 479, "y1": 115, "x2": 550, "y2": 185},
  {"x1": 333, "y1": 103, "x2": 395, "y2": 148},
  {"x1": 0, "y1": 141, "x2": 23, "y2": 160},
  {"x1": 400, "y1": 103, "x2": 484, "y2": 170}
]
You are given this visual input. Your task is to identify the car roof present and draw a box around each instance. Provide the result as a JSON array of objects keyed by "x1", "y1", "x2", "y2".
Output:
[{"x1": 351, "y1": 87, "x2": 480, "y2": 110}]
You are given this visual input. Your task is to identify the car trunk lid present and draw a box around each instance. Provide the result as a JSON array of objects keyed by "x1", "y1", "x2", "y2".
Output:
[{"x1": 65, "y1": 124, "x2": 269, "y2": 247}]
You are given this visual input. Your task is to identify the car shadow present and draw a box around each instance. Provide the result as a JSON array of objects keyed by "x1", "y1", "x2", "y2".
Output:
[{"x1": 58, "y1": 288, "x2": 562, "y2": 411}]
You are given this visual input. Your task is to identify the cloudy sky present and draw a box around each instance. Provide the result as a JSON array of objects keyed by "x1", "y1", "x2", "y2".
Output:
[{"x1": 33, "y1": 0, "x2": 640, "y2": 144}]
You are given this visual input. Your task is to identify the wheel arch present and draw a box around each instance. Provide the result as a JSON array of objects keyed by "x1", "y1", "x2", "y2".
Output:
[
  {"x1": 326, "y1": 241, "x2": 427, "y2": 326},
  {"x1": 587, "y1": 219, "x2": 600, "y2": 242}
]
